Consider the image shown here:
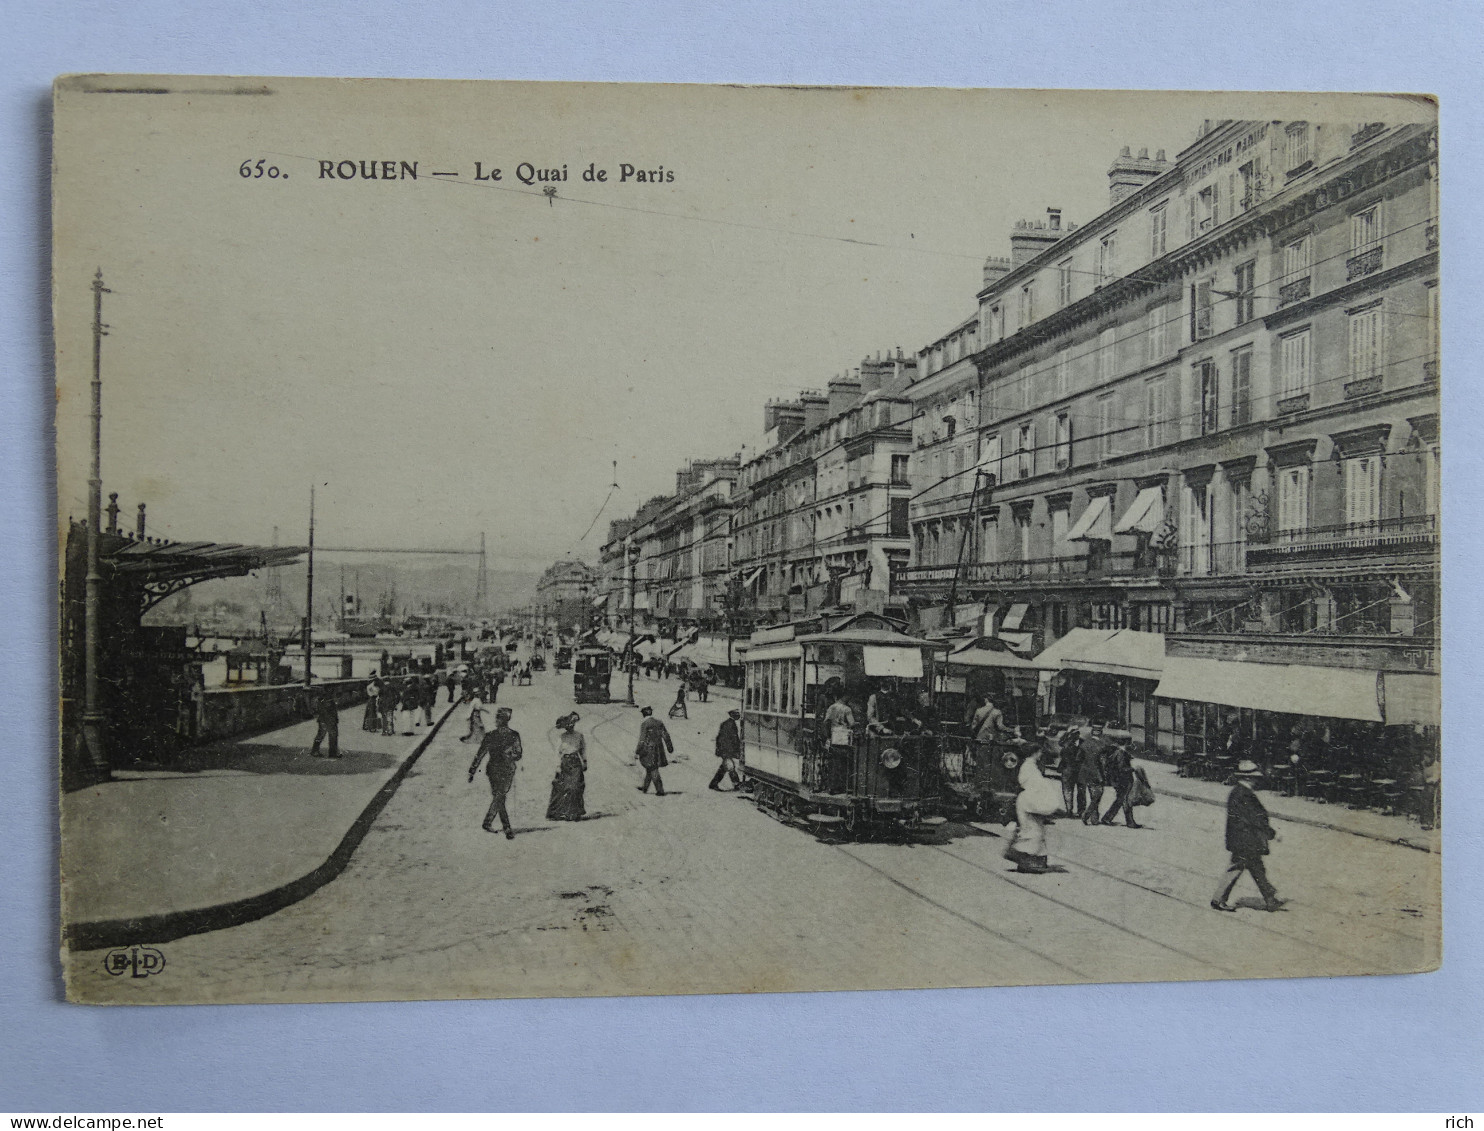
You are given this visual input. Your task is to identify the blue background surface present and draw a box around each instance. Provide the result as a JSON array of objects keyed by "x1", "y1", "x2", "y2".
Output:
[{"x1": 2, "y1": 0, "x2": 1480, "y2": 1112}]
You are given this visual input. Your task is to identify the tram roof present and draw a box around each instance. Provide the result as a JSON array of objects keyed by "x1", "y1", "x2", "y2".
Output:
[{"x1": 794, "y1": 627, "x2": 950, "y2": 649}]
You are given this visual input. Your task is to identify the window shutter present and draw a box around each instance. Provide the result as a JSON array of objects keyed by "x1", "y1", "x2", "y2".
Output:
[{"x1": 1211, "y1": 180, "x2": 1219, "y2": 226}]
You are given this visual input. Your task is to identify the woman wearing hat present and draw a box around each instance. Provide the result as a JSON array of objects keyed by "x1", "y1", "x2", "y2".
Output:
[{"x1": 546, "y1": 712, "x2": 588, "y2": 821}]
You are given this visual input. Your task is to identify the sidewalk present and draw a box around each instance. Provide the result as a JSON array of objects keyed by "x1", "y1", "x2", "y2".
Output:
[
  {"x1": 1141, "y1": 758, "x2": 1438, "y2": 854},
  {"x1": 62, "y1": 697, "x2": 457, "y2": 949}
]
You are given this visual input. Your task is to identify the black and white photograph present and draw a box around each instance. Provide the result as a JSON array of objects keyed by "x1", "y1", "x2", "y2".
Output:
[{"x1": 52, "y1": 78, "x2": 1440, "y2": 1005}]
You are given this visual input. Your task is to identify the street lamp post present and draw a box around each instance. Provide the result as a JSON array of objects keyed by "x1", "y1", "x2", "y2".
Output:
[{"x1": 625, "y1": 537, "x2": 638, "y2": 706}]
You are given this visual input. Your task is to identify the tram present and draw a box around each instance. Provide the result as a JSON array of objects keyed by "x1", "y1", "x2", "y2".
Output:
[
  {"x1": 740, "y1": 614, "x2": 953, "y2": 835},
  {"x1": 572, "y1": 644, "x2": 613, "y2": 703}
]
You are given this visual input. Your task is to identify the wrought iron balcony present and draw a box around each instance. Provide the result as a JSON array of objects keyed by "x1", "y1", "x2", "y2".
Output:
[
  {"x1": 1346, "y1": 246, "x2": 1383, "y2": 280},
  {"x1": 1276, "y1": 393, "x2": 1311, "y2": 415},
  {"x1": 897, "y1": 549, "x2": 1175, "y2": 591},
  {"x1": 1247, "y1": 514, "x2": 1438, "y2": 568},
  {"x1": 1423, "y1": 359, "x2": 1438, "y2": 382},
  {"x1": 1278, "y1": 276, "x2": 1311, "y2": 307}
]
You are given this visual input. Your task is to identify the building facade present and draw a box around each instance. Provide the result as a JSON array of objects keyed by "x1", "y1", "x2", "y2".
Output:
[
  {"x1": 900, "y1": 119, "x2": 1439, "y2": 750},
  {"x1": 730, "y1": 352, "x2": 917, "y2": 625},
  {"x1": 534, "y1": 559, "x2": 598, "y2": 634}
]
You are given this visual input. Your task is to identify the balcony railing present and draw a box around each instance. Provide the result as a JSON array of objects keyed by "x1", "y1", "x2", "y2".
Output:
[
  {"x1": 1423, "y1": 359, "x2": 1439, "y2": 382},
  {"x1": 1351, "y1": 122, "x2": 1386, "y2": 148},
  {"x1": 898, "y1": 549, "x2": 1176, "y2": 588},
  {"x1": 1249, "y1": 514, "x2": 1438, "y2": 565},
  {"x1": 1346, "y1": 246, "x2": 1383, "y2": 280},
  {"x1": 1278, "y1": 276, "x2": 1312, "y2": 307},
  {"x1": 1277, "y1": 392, "x2": 1311, "y2": 415},
  {"x1": 1174, "y1": 540, "x2": 1247, "y2": 578}
]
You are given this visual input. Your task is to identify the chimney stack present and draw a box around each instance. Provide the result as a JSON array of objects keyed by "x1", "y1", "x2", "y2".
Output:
[
  {"x1": 827, "y1": 376, "x2": 862, "y2": 419},
  {"x1": 800, "y1": 389, "x2": 829, "y2": 430},
  {"x1": 1107, "y1": 144, "x2": 1170, "y2": 204},
  {"x1": 1009, "y1": 218, "x2": 1064, "y2": 267},
  {"x1": 982, "y1": 255, "x2": 1013, "y2": 288}
]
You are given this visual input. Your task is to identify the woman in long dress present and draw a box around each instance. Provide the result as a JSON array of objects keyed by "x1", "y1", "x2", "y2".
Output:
[
  {"x1": 362, "y1": 675, "x2": 382, "y2": 732},
  {"x1": 461, "y1": 692, "x2": 487, "y2": 744},
  {"x1": 546, "y1": 712, "x2": 587, "y2": 821}
]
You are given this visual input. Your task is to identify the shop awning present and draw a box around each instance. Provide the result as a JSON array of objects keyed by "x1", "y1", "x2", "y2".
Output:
[
  {"x1": 1114, "y1": 486, "x2": 1165, "y2": 535},
  {"x1": 1034, "y1": 628, "x2": 1165, "y2": 679},
  {"x1": 1000, "y1": 602, "x2": 1030, "y2": 631},
  {"x1": 743, "y1": 567, "x2": 765, "y2": 590},
  {"x1": 1381, "y1": 672, "x2": 1440, "y2": 727},
  {"x1": 1066, "y1": 495, "x2": 1113, "y2": 542},
  {"x1": 946, "y1": 638, "x2": 1050, "y2": 670},
  {"x1": 591, "y1": 592, "x2": 609, "y2": 607},
  {"x1": 1154, "y1": 656, "x2": 1383, "y2": 723},
  {"x1": 862, "y1": 645, "x2": 924, "y2": 678}
]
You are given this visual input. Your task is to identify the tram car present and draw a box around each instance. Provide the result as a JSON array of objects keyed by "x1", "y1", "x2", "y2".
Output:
[
  {"x1": 740, "y1": 614, "x2": 952, "y2": 836},
  {"x1": 572, "y1": 644, "x2": 612, "y2": 703}
]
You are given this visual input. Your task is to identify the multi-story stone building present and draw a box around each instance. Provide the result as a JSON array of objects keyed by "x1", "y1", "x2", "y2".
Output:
[
  {"x1": 597, "y1": 459, "x2": 739, "y2": 641},
  {"x1": 731, "y1": 352, "x2": 917, "y2": 624},
  {"x1": 534, "y1": 559, "x2": 597, "y2": 634},
  {"x1": 901, "y1": 119, "x2": 1439, "y2": 755}
]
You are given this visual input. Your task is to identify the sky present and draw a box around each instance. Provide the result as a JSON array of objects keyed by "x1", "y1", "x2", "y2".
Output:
[{"x1": 53, "y1": 82, "x2": 1379, "y2": 571}]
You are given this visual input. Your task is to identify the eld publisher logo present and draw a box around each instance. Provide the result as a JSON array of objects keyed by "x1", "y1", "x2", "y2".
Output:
[{"x1": 102, "y1": 946, "x2": 166, "y2": 978}]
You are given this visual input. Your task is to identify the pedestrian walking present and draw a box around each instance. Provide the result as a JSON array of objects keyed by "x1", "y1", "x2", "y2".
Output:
[
  {"x1": 709, "y1": 708, "x2": 743, "y2": 791},
  {"x1": 1211, "y1": 760, "x2": 1283, "y2": 912},
  {"x1": 635, "y1": 706, "x2": 673, "y2": 795},
  {"x1": 362, "y1": 674, "x2": 382, "y2": 733},
  {"x1": 667, "y1": 682, "x2": 689, "y2": 720},
  {"x1": 421, "y1": 674, "x2": 436, "y2": 726},
  {"x1": 489, "y1": 665, "x2": 503, "y2": 704},
  {"x1": 546, "y1": 712, "x2": 588, "y2": 821},
  {"x1": 461, "y1": 691, "x2": 487, "y2": 744},
  {"x1": 1079, "y1": 723, "x2": 1109, "y2": 825},
  {"x1": 307, "y1": 690, "x2": 341, "y2": 759},
  {"x1": 1098, "y1": 739, "x2": 1142, "y2": 827},
  {"x1": 1056, "y1": 727, "x2": 1083, "y2": 816},
  {"x1": 468, "y1": 706, "x2": 522, "y2": 839},
  {"x1": 397, "y1": 679, "x2": 420, "y2": 735},
  {"x1": 1005, "y1": 742, "x2": 1063, "y2": 873}
]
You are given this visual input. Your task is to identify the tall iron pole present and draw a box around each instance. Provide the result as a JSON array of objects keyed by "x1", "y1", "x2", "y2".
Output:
[
  {"x1": 946, "y1": 470, "x2": 984, "y2": 628},
  {"x1": 304, "y1": 485, "x2": 315, "y2": 688},
  {"x1": 82, "y1": 269, "x2": 111, "y2": 779},
  {"x1": 625, "y1": 537, "x2": 637, "y2": 706}
]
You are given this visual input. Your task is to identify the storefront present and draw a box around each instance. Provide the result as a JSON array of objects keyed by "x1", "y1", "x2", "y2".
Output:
[
  {"x1": 1033, "y1": 628, "x2": 1165, "y2": 746},
  {"x1": 939, "y1": 636, "x2": 1049, "y2": 733}
]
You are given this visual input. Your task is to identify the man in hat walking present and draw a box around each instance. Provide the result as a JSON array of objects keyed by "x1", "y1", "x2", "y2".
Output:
[
  {"x1": 1212, "y1": 760, "x2": 1282, "y2": 912},
  {"x1": 635, "y1": 706, "x2": 674, "y2": 795},
  {"x1": 468, "y1": 706, "x2": 523, "y2": 839},
  {"x1": 710, "y1": 708, "x2": 743, "y2": 791},
  {"x1": 307, "y1": 689, "x2": 341, "y2": 759}
]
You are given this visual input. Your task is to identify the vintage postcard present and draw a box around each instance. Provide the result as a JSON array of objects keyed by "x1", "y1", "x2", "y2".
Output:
[{"x1": 53, "y1": 78, "x2": 1440, "y2": 1004}]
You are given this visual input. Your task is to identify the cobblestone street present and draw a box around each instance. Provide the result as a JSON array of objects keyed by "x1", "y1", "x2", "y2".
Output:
[{"x1": 66, "y1": 669, "x2": 1439, "y2": 1004}]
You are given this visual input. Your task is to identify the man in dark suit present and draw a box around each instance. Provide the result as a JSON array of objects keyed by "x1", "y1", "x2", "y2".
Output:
[
  {"x1": 1078, "y1": 723, "x2": 1109, "y2": 825},
  {"x1": 1099, "y1": 739, "x2": 1141, "y2": 827},
  {"x1": 468, "y1": 706, "x2": 523, "y2": 839},
  {"x1": 709, "y1": 709, "x2": 743, "y2": 791},
  {"x1": 636, "y1": 705, "x2": 674, "y2": 795},
  {"x1": 307, "y1": 689, "x2": 341, "y2": 759},
  {"x1": 1212, "y1": 759, "x2": 1282, "y2": 911}
]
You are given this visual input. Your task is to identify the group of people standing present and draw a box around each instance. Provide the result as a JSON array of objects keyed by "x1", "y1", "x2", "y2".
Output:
[{"x1": 361, "y1": 671, "x2": 438, "y2": 737}]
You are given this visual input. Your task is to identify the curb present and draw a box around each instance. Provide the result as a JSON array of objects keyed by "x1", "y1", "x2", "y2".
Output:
[
  {"x1": 66, "y1": 702, "x2": 460, "y2": 952},
  {"x1": 1154, "y1": 780, "x2": 1436, "y2": 854}
]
